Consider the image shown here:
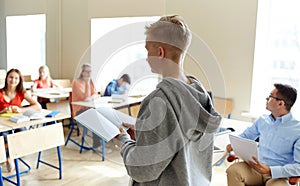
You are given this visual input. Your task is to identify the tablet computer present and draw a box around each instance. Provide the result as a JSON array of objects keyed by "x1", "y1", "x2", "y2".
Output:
[{"x1": 229, "y1": 134, "x2": 258, "y2": 162}]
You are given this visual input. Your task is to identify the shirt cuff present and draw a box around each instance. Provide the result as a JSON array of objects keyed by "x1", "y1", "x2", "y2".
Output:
[
  {"x1": 270, "y1": 166, "x2": 283, "y2": 178},
  {"x1": 118, "y1": 133, "x2": 131, "y2": 147}
]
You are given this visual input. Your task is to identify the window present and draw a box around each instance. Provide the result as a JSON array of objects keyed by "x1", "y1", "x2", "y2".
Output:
[
  {"x1": 89, "y1": 16, "x2": 160, "y2": 96},
  {"x1": 250, "y1": 0, "x2": 300, "y2": 117},
  {"x1": 6, "y1": 14, "x2": 46, "y2": 78}
]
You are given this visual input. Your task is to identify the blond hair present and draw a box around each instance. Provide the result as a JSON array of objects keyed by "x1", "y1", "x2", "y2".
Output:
[
  {"x1": 39, "y1": 65, "x2": 52, "y2": 81},
  {"x1": 145, "y1": 15, "x2": 192, "y2": 53}
]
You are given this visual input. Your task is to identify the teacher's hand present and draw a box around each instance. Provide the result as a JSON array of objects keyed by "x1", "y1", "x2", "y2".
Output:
[{"x1": 248, "y1": 156, "x2": 271, "y2": 175}]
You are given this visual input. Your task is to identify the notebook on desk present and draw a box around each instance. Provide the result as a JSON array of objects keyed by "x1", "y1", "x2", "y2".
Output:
[
  {"x1": 9, "y1": 109, "x2": 46, "y2": 123},
  {"x1": 229, "y1": 134, "x2": 258, "y2": 162}
]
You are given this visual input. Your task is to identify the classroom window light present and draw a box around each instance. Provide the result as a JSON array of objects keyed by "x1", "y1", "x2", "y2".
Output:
[
  {"x1": 251, "y1": 0, "x2": 300, "y2": 118},
  {"x1": 90, "y1": 16, "x2": 160, "y2": 96},
  {"x1": 6, "y1": 14, "x2": 46, "y2": 77}
]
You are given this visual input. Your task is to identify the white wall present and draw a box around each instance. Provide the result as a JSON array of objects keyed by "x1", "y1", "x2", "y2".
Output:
[
  {"x1": 1, "y1": 0, "x2": 258, "y2": 120},
  {"x1": 166, "y1": 0, "x2": 258, "y2": 120}
]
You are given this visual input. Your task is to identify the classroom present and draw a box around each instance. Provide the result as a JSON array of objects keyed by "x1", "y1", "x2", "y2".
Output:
[{"x1": 0, "y1": 0, "x2": 299, "y2": 185}]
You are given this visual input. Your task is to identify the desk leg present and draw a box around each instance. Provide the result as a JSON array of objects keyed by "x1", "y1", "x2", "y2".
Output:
[
  {"x1": 101, "y1": 138, "x2": 105, "y2": 161},
  {"x1": 80, "y1": 127, "x2": 87, "y2": 153},
  {"x1": 57, "y1": 146, "x2": 62, "y2": 179},
  {"x1": 15, "y1": 159, "x2": 20, "y2": 186},
  {"x1": 36, "y1": 147, "x2": 63, "y2": 179},
  {"x1": 0, "y1": 165, "x2": 3, "y2": 186},
  {"x1": 4, "y1": 158, "x2": 30, "y2": 185},
  {"x1": 127, "y1": 105, "x2": 132, "y2": 116},
  {"x1": 37, "y1": 151, "x2": 42, "y2": 169}
]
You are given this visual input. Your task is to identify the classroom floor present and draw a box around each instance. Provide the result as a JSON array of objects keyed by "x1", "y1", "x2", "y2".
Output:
[{"x1": 1, "y1": 128, "x2": 230, "y2": 186}]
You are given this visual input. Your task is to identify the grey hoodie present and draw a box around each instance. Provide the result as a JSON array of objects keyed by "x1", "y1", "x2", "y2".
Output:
[{"x1": 119, "y1": 77, "x2": 222, "y2": 186}]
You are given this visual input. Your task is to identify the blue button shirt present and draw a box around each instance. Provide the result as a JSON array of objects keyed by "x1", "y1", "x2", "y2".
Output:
[
  {"x1": 103, "y1": 79, "x2": 127, "y2": 96},
  {"x1": 240, "y1": 112, "x2": 300, "y2": 178}
]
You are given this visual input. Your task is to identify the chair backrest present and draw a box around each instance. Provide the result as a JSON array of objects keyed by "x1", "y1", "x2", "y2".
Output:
[
  {"x1": 22, "y1": 75, "x2": 32, "y2": 82},
  {"x1": 53, "y1": 79, "x2": 71, "y2": 88},
  {"x1": 7, "y1": 123, "x2": 64, "y2": 159},
  {"x1": 0, "y1": 136, "x2": 7, "y2": 163},
  {"x1": 289, "y1": 177, "x2": 300, "y2": 185},
  {"x1": 68, "y1": 91, "x2": 76, "y2": 118},
  {"x1": 46, "y1": 100, "x2": 71, "y2": 116},
  {"x1": 213, "y1": 97, "x2": 233, "y2": 118}
]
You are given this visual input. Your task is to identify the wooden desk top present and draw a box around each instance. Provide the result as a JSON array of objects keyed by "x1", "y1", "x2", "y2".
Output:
[
  {"x1": 214, "y1": 118, "x2": 253, "y2": 150},
  {"x1": 31, "y1": 88, "x2": 71, "y2": 99},
  {"x1": 0, "y1": 123, "x2": 12, "y2": 133},
  {"x1": 0, "y1": 112, "x2": 70, "y2": 130},
  {"x1": 72, "y1": 96, "x2": 144, "y2": 109}
]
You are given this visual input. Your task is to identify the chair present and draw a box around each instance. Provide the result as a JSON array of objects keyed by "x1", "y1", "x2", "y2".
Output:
[
  {"x1": 64, "y1": 92, "x2": 80, "y2": 145},
  {"x1": 46, "y1": 100, "x2": 71, "y2": 127},
  {"x1": 64, "y1": 92, "x2": 98, "y2": 155},
  {"x1": 0, "y1": 136, "x2": 7, "y2": 185},
  {"x1": 289, "y1": 177, "x2": 300, "y2": 185},
  {"x1": 5, "y1": 123, "x2": 65, "y2": 186},
  {"x1": 52, "y1": 79, "x2": 71, "y2": 88},
  {"x1": 64, "y1": 92, "x2": 108, "y2": 161},
  {"x1": 213, "y1": 97, "x2": 233, "y2": 119},
  {"x1": 213, "y1": 127, "x2": 235, "y2": 167}
]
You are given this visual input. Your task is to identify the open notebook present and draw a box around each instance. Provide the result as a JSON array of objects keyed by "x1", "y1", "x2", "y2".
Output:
[
  {"x1": 75, "y1": 108, "x2": 136, "y2": 142},
  {"x1": 9, "y1": 109, "x2": 47, "y2": 123},
  {"x1": 229, "y1": 134, "x2": 258, "y2": 162}
]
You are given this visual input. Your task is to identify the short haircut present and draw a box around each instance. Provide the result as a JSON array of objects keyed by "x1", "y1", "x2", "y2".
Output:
[
  {"x1": 145, "y1": 15, "x2": 192, "y2": 53},
  {"x1": 274, "y1": 83, "x2": 297, "y2": 111},
  {"x1": 120, "y1": 74, "x2": 131, "y2": 85}
]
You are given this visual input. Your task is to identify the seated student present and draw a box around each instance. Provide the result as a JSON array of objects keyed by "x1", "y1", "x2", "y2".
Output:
[
  {"x1": 226, "y1": 83, "x2": 300, "y2": 186},
  {"x1": 103, "y1": 74, "x2": 131, "y2": 96},
  {"x1": 0, "y1": 68, "x2": 41, "y2": 172},
  {"x1": 31, "y1": 65, "x2": 61, "y2": 109},
  {"x1": 72, "y1": 64, "x2": 109, "y2": 150}
]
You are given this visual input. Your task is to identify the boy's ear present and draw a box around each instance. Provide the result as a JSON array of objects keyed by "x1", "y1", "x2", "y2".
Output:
[{"x1": 158, "y1": 46, "x2": 165, "y2": 59}]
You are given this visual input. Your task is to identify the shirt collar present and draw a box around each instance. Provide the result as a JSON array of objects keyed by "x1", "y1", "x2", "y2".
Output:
[{"x1": 268, "y1": 112, "x2": 292, "y2": 124}]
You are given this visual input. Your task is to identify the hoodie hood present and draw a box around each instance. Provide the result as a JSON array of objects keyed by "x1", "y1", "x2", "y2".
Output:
[{"x1": 156, "y1": 77, "x2": 222, "y2": 141}]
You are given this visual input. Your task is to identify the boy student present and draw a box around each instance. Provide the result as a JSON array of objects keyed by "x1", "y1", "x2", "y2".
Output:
[
  {"x1": 116, "y1": 15, "x2": 222, "y2": 185},
  {"x1": 103, "y1": 74, "x2": 131, "y2": 96}
]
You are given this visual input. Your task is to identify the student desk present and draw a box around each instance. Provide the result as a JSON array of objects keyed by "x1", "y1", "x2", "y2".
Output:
[
  {"x1": 31, "y1": 88, "x2": 72, "y2": 100},
  {"x1": 0, "y1": 124, "x2": 11, "y2": 133},
  {"x1": 67, "y1": 96, "x2": 144, "y2": 160},
  {"x1": 213, "y1": 118, "x2": 253, "y2": 166},
  {"x1": 214, "y1": 118, "x2": 252, "y2": 151},
  {"x1": 71, "y1": 96, "x2": 144, "y2": 114},
  {"x1": 0, "y1": 112, "x2": 69, "y2": 186},
  {"x1": 0, "y1": 112, "x2": 70, "y2": 129}
]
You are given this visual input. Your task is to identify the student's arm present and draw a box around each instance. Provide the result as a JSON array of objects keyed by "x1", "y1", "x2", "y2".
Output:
[
  {"x1": 21, "y1": 92, "x2": 42, "y2": 111},
  {"x1": 90, "y1": 80, "x2": 99, "y2": 98},
  {"x1": 269, "y1": 138, "x2": 300, "y2": 178},
  {"x1": 31, "y1": 80, "x2": 39, "y2": 92},
  {"x1": 105, "y1": 81, "x2": 124, "y2": 95}
]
